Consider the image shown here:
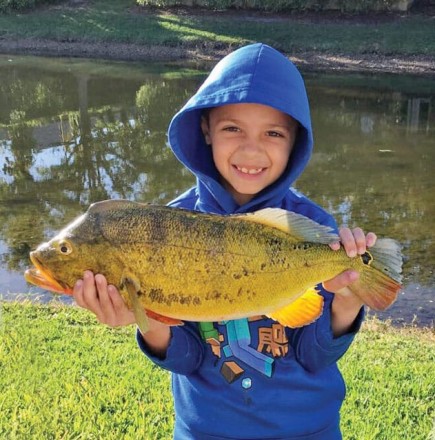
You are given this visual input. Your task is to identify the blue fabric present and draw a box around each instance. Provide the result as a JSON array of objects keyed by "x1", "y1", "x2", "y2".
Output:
[{"x1": 137, "y1": 43, "x2": 364, "y2": 439}]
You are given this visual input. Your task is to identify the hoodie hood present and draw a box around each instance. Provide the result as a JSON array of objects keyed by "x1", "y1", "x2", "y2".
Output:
[{"x1": 168, "y1": 43, "x2": 313, "y2": 214}]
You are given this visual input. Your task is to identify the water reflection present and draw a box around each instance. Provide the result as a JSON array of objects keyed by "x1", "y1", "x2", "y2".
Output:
[{"x1": 0, "y1": 56, "x2": 433, "y2": 326}]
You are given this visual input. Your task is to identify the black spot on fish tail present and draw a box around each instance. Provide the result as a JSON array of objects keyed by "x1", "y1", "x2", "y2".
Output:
[{"x1": 361, "y1": 251, "x2": 373, "y2": 265}]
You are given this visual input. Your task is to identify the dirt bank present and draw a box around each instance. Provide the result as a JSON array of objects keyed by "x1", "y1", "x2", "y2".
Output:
[{"x1": 0, "y1": 37, "x2": 434, "y2": 76}]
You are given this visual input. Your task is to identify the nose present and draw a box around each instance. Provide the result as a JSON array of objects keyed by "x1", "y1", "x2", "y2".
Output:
[{"x1": 238, "y1": 136, "x2": 263, "y2": 155}]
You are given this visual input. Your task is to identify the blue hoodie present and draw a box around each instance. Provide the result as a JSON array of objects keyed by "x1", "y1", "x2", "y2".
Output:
[{"x1": 137, "y1": 43, "x2": 363, "y2": 440}]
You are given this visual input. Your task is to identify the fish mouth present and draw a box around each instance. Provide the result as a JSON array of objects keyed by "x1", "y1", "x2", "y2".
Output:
[{"x1": 24, "y1": 253, "x2": 73, "y2": 295}]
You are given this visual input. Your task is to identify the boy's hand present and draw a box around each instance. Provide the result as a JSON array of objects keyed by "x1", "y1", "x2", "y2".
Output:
[
  {"x1": 73, "y1": 271, "x2": 136, "y2": 327},
  {"x1": 323, "y1": 227, "x2": 377, "y2": 295},
  {"x1": 73, "y1": 272, "x2": 171, "y2": 356}
]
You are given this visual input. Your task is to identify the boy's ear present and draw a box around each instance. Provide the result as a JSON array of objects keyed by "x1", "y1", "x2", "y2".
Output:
[{"x1": 201, "y1": 116, "x2": 211, "y2": 145}]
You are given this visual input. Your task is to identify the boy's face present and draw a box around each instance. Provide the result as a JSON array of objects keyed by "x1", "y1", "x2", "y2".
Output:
[{"x1": 201, "y1": 103, "x2": 298, "y2": 206}]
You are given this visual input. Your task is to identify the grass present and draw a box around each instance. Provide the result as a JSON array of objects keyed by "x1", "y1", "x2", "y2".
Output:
[
  {"x1": 340, "y1": 317, "x2": 435, "y2": 439},
  {"x1": 0, "y1": 301, "x2": 173, "y2": 440},
  {"x1": 1, "y1": 301, "x2": 434, "y2": 439},
  {"x1": 0, "y1": 0, "x2": 434, "y2": 56}
]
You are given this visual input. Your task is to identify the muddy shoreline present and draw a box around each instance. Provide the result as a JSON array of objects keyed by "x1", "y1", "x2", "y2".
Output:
[{"x1": 1, "y1": 38, "x2": 435, "y2": 76}]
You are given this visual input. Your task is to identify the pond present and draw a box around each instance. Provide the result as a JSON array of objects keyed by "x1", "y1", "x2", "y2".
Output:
[{"x1": 0, "y1": 55, "x2": 434, "y2": 326}]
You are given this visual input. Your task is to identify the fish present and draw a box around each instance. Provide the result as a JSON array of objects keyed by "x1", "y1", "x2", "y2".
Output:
[{"x1": 24, "y1": 199, "x2": 403, "y2": 332}]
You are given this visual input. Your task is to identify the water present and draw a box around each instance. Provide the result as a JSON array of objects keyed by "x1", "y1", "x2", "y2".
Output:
[{"x1": 0, "y1": 55, "x2": 434, "y2": 326}]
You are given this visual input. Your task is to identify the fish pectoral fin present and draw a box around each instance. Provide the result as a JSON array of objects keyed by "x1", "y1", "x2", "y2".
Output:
[
  {"x1": 267, "y1": 287, "x2": 324, "y2": 328},
  {"x1": 233, "y1": 208, "x2": 339, "y2": 244},
  {"x1": 120, "y1": 273, "x2": 150, "y2": 335},
  {"x1": 145, "y1": 310, "x2": 184, "y2": 326}
]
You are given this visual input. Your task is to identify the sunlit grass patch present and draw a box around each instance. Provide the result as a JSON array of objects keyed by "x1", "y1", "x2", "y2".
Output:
[
  {"x1": 0, "y1": 301, "x2": 173, "y2": 439},
  {"x1": 1, "y1": 301, "x2": 434, "y2": 439},
  {"x1": 0, "y1": 0, "x2": 434, "y2": 55}
]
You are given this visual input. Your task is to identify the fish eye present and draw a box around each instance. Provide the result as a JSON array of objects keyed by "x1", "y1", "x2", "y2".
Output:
[{"x1": 58, "y1": 241, "x2": 73, "y2": 255}]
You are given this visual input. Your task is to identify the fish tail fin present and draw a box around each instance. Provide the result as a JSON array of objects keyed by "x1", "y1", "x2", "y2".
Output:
[{"x1": 350, "y1": 238, "x2": 403, "y2": 311}]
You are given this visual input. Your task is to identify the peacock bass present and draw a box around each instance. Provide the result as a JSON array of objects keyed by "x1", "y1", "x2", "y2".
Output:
[{"x1": 24, "y1": 200, "x2": 403, "y2": 333}]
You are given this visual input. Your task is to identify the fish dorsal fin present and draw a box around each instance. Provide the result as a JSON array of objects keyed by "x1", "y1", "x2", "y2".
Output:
[
  {"x1": 235, "y1": 208, "x2": 339, "y2": 244},
  {"x1": 87, "y1": 199, "x2": 147, "y2": 214}
]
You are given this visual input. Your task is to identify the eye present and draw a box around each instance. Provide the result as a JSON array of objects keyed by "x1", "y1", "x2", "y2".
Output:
[
  {"x1": 58, "y1": 241, "x2": 73, "y2": 255},
  {"x1": 223, "y1": 125, "x2": 240, "y2": 132},
  {"x1": 267, "y1": 130, "x2": 284, "y2": 138}
]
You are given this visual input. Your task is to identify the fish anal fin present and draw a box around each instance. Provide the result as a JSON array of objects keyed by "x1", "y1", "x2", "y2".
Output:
[
  {"x1": 268, "y1": 287, "x2": 324, "y2": 328},
  {"x1": 146, "y1": 309, "x2": 184, "y2": 326},
  {"x1": 234, "y1": 208, "x2": 338, "y2": 244}
]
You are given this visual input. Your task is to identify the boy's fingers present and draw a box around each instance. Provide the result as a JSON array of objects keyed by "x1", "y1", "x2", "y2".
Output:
[
  {"x1": 323, "y1": 270, "x2": 359, "y2": 293},
  {"x1": 338, "y1": 227, "x2": 357, "y2": 257},
  {"x1": 338, "y1": 227, "x2": 375, "y2": 257},
  {"x1": 95, "y1": 274, "x2": 116, "y2": 323},
  {"x1": 73, "y1": 279, "x2": 85, "y2": 307},
  {"x1": 81, "y1": 271, "x2": 104, "y2": 318},
  {"x1": 352, "y1": 227, "x2": 367, "y2": 254},
  {"x1": 73, "y1": 272, "x2": 135, "y2": 327},
  {"x1": 366, "y1": 232, "x2": 377, "y2": 247},
  {"x1": 108, "y1": 285, "x2": 128, "y2": 311},
  {"x1": 329, "y1": 241, "x2": 341, "y2": 251}
]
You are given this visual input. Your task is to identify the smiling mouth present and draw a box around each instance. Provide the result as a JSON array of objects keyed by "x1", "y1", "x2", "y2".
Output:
[{"x1": 235, "y1": 165, "x2": 265, "y2": 175}]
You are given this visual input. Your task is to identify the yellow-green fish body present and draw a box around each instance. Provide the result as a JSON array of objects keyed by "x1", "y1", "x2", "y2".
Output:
[{"x1": 25, "y1": 200, "x2": 402, "y2": 328}]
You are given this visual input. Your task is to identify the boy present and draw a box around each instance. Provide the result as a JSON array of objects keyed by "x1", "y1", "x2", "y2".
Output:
[{"x1": 73, "y1": 43, "x2": 376, "y2": 439}]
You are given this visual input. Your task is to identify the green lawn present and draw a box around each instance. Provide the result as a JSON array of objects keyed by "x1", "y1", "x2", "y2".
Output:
[
  {"x1": 0, "y1": 0, "x2": 434, "y2": 56},
  {"x1": 1, "y1": 301, "x2": 434, "y2": 439}
]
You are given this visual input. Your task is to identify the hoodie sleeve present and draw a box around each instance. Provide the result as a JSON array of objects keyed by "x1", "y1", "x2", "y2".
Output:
[
  {"x1": 136, "y1": 322, "x2": 205, "y2": 375},
  {"x1": 288, "y1": 286, "x2": 364, "y2": 373}
]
